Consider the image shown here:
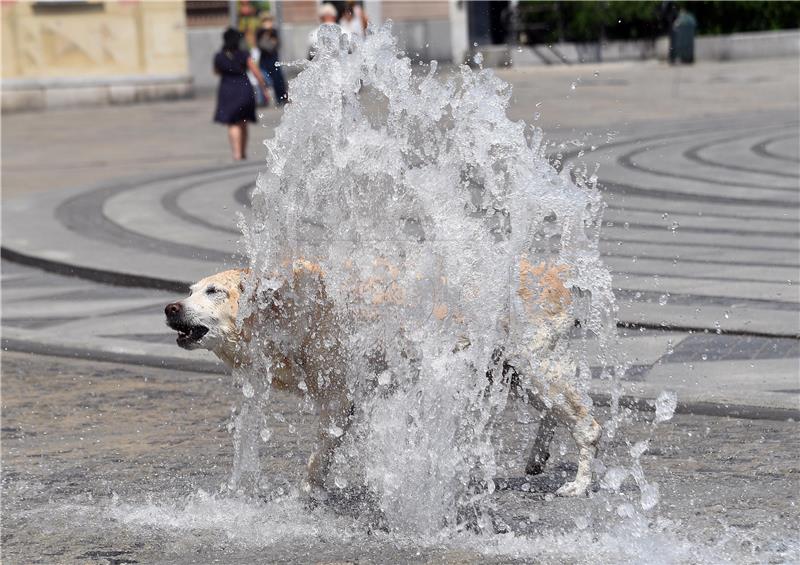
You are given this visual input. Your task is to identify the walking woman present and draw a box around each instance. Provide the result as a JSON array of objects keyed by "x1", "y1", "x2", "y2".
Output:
[{"x1": 214, "y1": 28, "x2": 269, "y2": 161}]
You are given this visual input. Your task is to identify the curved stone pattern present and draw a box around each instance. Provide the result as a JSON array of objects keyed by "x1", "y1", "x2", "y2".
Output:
[{"x1": 2, "y1": 116, "x2": 798, "y2": 337}]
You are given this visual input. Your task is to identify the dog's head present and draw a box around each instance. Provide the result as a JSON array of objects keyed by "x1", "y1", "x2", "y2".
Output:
[{"x1": 164, "y1": 269, "x2": 247, "y2": 353}]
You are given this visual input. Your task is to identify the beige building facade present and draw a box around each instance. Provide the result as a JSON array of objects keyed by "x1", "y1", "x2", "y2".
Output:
[
  {"x1": 2, "y1": 1, "x2": 192, "y2": 111},
  {"x1": 276, "y1": 0, "x2": 465, "y2": 65},
  {"x1": 187, "y1": 0, "x2": 471, "y2": 91}
]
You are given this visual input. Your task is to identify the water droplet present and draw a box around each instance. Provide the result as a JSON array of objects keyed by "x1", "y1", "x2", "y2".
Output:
[
  {"x1": 260, "y1": 428, "x2": 272, "y2": 442},
  {"x1": 617, "y1": 503, "x2": 635, "y2": 518},
  {"x1": 242, "y1": 380, "x2": 254, "y2": 398},
  {"x1": 593, "y1": 70, "x2": 600, "y2": 77},
  {"x1": 658, "y1": 294, "x2": 669, "y2": 306},
  {"x1": 574, "y1": 515, "x2": 590, "y2": 530},
  {"x1": 701, "y1": 353, "x2": 708, "y2": 361},
  {"x1": 640, "y1": 482, "x2": 659, "y2": 510},
  {"x1": 630, "y1": 439, "x2": 649, "y2": 458},
  {"x1": 655, "y1": 391, "x2": 677, "y2": 422},
  {"x1": 473, "y1": 52, "x2": 483, "y2": 65}
]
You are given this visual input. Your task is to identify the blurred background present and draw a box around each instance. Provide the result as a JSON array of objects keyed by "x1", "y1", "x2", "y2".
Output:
[{"x1": 2, "y1": 0, "x2": 799, "y2": 110}]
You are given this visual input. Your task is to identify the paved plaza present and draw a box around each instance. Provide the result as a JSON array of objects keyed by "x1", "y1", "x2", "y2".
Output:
[
  {"x1": 2, "y1": 57, "x2": 799, "y2": 563},
  {"x1": 3, "y1": 57, "x2": 798, "y2": 412}
]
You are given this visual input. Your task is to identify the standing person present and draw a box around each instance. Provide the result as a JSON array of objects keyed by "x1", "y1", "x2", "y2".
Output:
[
  {"x1": 256, "y1": 14, "x2": 288, "y2": 105},
  {"x1": 340, "y1": 1, "x2": 368, "y2": 39},
  {"x1": 308, "y1": 3, "x2": 339, "y2": 57},
  {"x1": 671, "y1": 8, "x2": 697, "y2": 64},
  {"x1": 213, "y1": 28, "x2": 269, "y2": 161}
]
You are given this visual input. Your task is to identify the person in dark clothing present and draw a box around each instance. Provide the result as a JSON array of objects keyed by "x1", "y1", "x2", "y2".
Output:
[
  {"x1": 214, "y1": 28, "x2": 269, "y2": 160},
  {"x1": 256, "y1": 15, "x2": 288, "y2": 105}
]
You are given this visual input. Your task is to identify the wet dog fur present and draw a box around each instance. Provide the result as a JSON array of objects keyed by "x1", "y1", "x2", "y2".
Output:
[{"x1": 165, "y1": 260, "x2": 601, "y2": 497}]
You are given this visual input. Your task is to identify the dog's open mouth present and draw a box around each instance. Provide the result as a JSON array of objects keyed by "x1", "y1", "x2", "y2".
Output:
[{"x1": 168, "y1": 321, "x2": 209, "y2": 348}]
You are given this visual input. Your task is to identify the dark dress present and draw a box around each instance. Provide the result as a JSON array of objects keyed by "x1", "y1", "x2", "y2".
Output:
[{"x1": 213, "y1": 49, "x2": 257, "y2": 124}]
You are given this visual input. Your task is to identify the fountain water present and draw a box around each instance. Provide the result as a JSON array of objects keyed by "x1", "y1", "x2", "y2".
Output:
[{"x1": 233, "y1": 23, "x2": 627, "y2": 534}]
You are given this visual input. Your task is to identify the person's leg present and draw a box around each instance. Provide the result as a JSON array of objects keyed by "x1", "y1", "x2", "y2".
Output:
[
  {"x1": 240, "y1": 121, "x2": 248, "y2": 160},
  {"x1": 273, "y1": 67, "x2": 288, "y2": 104},
  {"x1": 265, "y1": 57, "x2": 288, "y2": 104},
  {"x1": 259, "y1": 64, "x2": 272, "y2": 107},
  {"x1": 227, "y1": 124, "x2": 243, "y2": 160}
]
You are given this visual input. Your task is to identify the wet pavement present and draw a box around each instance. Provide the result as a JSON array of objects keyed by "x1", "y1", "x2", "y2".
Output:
[
  {"x1": 3, "y1": 259, "x2": 797, "y2": 414},
  {"x1": 2, "y1": 351, "x2": 798, "y2": 564},
  {"x1": 2, "y1": 56, "x2": 799, "y2": 563}
]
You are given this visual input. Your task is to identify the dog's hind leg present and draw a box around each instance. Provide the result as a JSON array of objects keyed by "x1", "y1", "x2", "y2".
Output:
[
  {"x1": 552, "y1": 387, "x2": 601, "y2": 497},
  {"x1": 556, "y1": 413, "x2": 601, "y2": 497},
  {"x1": 525, "y1": 408, "x2": 558, "y2": 475},
  {"x1": 523, "y1": 374, "x2": 601, "y2": 496}
]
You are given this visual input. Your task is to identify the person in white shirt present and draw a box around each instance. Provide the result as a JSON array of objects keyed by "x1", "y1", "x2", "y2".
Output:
[
  {"x1": 340, "y1": 1, "x2": 368, "y2": 39},
  {"x1": 308, "y1": 3, "x2": 341, "y2": 57}
]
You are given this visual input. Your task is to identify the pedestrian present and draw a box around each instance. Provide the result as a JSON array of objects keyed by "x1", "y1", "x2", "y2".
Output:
[
  {"x1": 213, "y1": 28, "x2": 269, "y2": 161},
  {"x1": 671, "y1": 8, "x2": 697, "y2": 64},
  {"x1": 249, "y1": 45, "x2": 269, "y2": 107},
  {"x1": 340, "y1": 1, "x2": 368, "y2": 40},
  {"x1": 256, "y1": 14, "x2": 288, "y2": 105},
  {"x1": 308, "y1": 3, "x2": 339, "y2": 57}
]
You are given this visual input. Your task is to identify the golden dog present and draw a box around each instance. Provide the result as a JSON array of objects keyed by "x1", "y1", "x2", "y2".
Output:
[{"x1": 165, "y1": 259, "x2": 601, "y2": 497}]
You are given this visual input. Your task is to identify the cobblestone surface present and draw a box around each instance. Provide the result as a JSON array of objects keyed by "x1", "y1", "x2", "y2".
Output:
[
  {"x1": 2, "y1": 352, "x2": 798, "y2": 564},
  {"x1": 2, "y1": 56, "x2": 799, "y2": 564}
]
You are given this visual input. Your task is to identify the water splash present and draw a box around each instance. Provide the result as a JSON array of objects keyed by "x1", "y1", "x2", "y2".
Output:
[{"x1": 235, "y1": 23, "x2": 626, "y2": 533}]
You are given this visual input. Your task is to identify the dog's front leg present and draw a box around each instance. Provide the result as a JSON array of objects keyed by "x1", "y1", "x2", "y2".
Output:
[
  {"x1": 525, "y1": 408, "x2": 558, "y2": 475},
  {"x1": 304, "y1": 391, "x2": 353, "y2": 496}
]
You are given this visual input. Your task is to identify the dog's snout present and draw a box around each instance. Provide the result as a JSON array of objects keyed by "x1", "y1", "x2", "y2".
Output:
[{"x1": 165, "y1": 302, "x2": 183, "y2": 318}]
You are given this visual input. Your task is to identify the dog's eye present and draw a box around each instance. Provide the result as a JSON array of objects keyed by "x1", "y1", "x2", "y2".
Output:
[{"x1": 206, "y1": 286, "x2": 220, "y2": 295}]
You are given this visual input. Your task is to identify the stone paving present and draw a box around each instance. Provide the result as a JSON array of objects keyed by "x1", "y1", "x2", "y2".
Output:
[
  {"x1": 1, "y1": 56, "x2": 799, "y2": 565},
  {"x1": 3, "y1": 58, "x2": 798, "y2": 414},
  {"x1": 2, "y1": 351, "x2": 798, "y2": 564}
]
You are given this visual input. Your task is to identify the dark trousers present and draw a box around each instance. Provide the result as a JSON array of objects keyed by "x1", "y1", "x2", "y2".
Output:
[{"x1": 260, "y1": 55, "x2": 288, "y2": 104}]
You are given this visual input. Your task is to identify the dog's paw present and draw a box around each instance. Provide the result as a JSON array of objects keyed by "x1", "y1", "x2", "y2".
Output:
[
  {"x1": 525, "y1": 451, "x2": 550, "y2": 475},
  {"x1": 555, "y1": 480, "x2": 589, "y2": 497},
  {"x1": 300, "y1": 480, "x2": 329, "y2": 507}
]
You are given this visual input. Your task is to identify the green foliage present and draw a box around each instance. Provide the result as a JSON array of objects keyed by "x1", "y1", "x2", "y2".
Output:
[
  {"x1": 517, "y1": 1, "x2": 800, "y2": 44},
  {"x1": 518, "y1": 1, "x2": 663, "y2": 43},
  {"x1": 685, "y1": 1, "x2": 800, "y2": 35}
]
